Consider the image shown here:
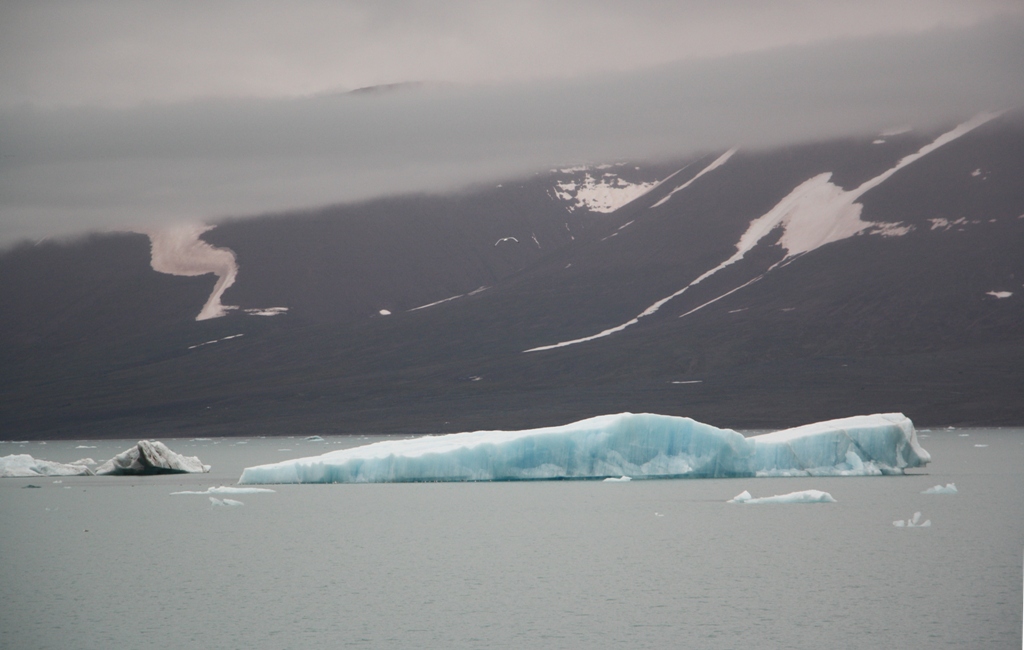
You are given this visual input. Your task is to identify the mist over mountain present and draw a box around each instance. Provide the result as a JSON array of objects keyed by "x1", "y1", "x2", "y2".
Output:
[{"x1": 2, "y1": 110, "x2": 1021, "y2": 438}]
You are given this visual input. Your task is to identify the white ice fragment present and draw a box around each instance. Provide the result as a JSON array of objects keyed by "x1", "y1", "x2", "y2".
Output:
[
  {"x1": 209, "y1": 497, "x2": 244, "y2": 507},
  {"x1": 378, "y1": 309, "x2": 391, "y2": 316},
  {"x1": 1, "y1": 454, "x2": 95, "y2": 478},
  {"x1": 172, "y1": 486, "x2": 275, "y2": 495},
  {"x1": 974, "y1": 444, "x2": 989, "y2": 447},
  {"x1": 986, "y1": 291, "x2": 1012, "y2": 299},
  {"x1": 922, "y1": 483, "x2": 957, "y2": 494},
  {"x1": 239, "y1": 412, "x2": 928, "y2": 484},
  {"x1": 971, "y1": 168, "x2": 982, "y2": 177},
  {"x1": 603, "y1": 476, "x2": 631, "y2": 482},
  {"x1": 728, "y1": 489, "x2": 836, "y2": 504},
  {"x1": 76, "y1": 445, "x2": 96, "y2": 449},
  {"x1": 94, "y1": 441, "x2": 210, "y2": 475}
]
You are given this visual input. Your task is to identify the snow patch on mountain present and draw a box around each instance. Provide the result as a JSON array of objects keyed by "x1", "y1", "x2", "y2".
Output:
[
  {"x1": 552, "y1": 173, "x2": 657, "y2": 213},
  {"x1": 526, "y1": 113, "x2": 998, "y2": 353},
  {"x1": 146, "y1": 223, "x2": 238, "y2": 321},
  {"x1": 651, "y1": 148, "x2": 737, "y2": 209},
  {"x1": 245, "y1": 307, "x2": 288, "y2": 316}
]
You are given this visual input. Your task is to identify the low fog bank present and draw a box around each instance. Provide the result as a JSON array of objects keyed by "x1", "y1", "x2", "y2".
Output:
[{"x1": 2, "y1": 19, "x2": 1022, "y2": 247}]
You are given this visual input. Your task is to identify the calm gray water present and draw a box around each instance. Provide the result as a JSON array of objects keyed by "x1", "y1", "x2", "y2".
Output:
[{"x1": 2, "y1": 429, "x2": 1022, "y2": 649}]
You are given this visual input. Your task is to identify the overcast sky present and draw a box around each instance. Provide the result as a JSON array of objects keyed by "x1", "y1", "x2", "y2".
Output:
[{"x1": 1, "y1": 1, "x2": 1023, "y2": 245}]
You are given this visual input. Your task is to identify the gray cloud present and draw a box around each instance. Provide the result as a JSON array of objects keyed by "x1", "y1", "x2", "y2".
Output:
[
  {"x1": 1, "y1": 17, "x2": 1022, "y2": 246},
  {"x1": 1, "y1": 0, "x2": 1020, "y2": 107}
]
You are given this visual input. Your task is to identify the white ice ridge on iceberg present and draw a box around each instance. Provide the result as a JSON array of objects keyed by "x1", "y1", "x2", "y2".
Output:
[
  {"x1": 145, "y1": 223, "x2": 238, "y2": 321},
  {"x1": 728, "y1": 489, "x2": 836, "y2": 504},
  {"x1": 525, "y1": 112, "x2": 999, "y2": 353},
  {"x1": 238, "y1": 412, "x2": 929, "y2": 484}
]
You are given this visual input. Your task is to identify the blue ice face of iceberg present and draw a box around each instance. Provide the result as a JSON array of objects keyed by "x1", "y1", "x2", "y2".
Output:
[{"x1": 238, "y1": 412, "x2": 929, "y2": 484}]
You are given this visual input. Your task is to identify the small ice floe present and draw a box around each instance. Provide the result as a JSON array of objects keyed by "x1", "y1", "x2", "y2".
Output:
[
  {"x1": 654, "y1": 512, "x2": 665, "y2": 517},
  {"x1": 986, "y1": 291, "x2": 1012, "y2": 299},
  {"x1": 76, "y1": 445, "x2": 96, "y2": 449},
  {"x1": 728, "y1": 489, "x2": 837, "y2": 504},
  {"x1": 922, "y1": 483, "x2": 957, "y2": 494},
  {"x1": 974, "y1": 444, "x2": 989, "y2": 448},
  {"x1": 304, "y1": 436, "x2": 325, "y2": 442},
  {"x1": 209, "y1": 497, "x2": 243, "y2": 507},
  {"x1": 52, "y1": 480, "x2": 62, "y2": 484},
  {"x1": 603, "y1": 476, "x2": 631, "y2": 482},
  {"x1": 893, "y1": 512, "x2": 931, "y2": 527},
  {"x1": 2, "y1": 454, "x2": 95, "y2": 478},
  {"x1": 378, "y1": 309, "x2": 391, "y2": 316},
  {"x1": 172, "y1": 486, "x2": 276, "y2": 495}
]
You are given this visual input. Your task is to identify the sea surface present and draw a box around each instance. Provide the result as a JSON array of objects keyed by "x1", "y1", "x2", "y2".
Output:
[{"x1": 1, "y1": 429, "x2": 1022, "y2": 649}]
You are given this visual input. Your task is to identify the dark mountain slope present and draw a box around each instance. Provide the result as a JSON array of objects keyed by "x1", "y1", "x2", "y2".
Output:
[{"x1": 1, "y1": 113, "x2": 1021, "y2": 438}]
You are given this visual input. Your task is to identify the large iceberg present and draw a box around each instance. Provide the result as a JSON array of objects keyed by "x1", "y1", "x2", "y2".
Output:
[
  {"x1": 1, "y1": 454, "x2": 95, "y2": 478},
  {"x1": 239, "y1": 412, "x2": 929, "y2": 484},
  {"x1": 95, "y1": 440, "x2": 210, "y2": 475}
]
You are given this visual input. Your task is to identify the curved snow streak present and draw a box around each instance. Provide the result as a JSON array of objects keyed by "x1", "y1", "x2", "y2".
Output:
[
  {"x1": 525, "y1": 113, "x2": 998, "y2": 353},
  {"x1": 650, "y1": 148, "x2": 737, "y2": 209},
  {"x1": 146, "y1": 223, "x2": 238, "y2": 321}
]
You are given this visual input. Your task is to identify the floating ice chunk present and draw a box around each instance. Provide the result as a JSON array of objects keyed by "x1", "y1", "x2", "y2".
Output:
[
  {"x1": 95, "y1": 441, "x2": 210, "y2": 475},
  {"x1": 76, "y1": 445, "x2": 96, "y2": 449},
  {"x1": 209, "y1": 497, "x2": 243, "y2": 507},
  {"x1": 1, "y1": 454, "x2": 95, "y2": 478},
  {"x1": 894, "y1": 511, "x2": 931, "y2": 527},
  {"x1": 172, "y1": 486, "x2": 276, "y2": 495},
  {"x1": 974, "y1": 444, "x2": 989, "y2": 448},
  {"x1": 986, "y1": 291, "x2": 1012, "y2": 299},
  {"x1": 239, "y1": 412, "x2": 928, "y2": 484},
  {"x1": 922, "y1": 483, "x2": 957, "y2": 494},
  {"x1": 603, "y1": 476, "x2": 631, "y2": 482},
  {"x1": 378, "y1": 309, "x2": 391, "y2": 316},
  {"x1": 728, "y1": 489, "x2": 836, "y2": 504}
]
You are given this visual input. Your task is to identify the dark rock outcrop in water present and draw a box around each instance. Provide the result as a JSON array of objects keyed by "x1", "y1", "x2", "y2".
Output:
[{"x1": 94, "y1": 441, "x2": 210, "y2": 475}]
